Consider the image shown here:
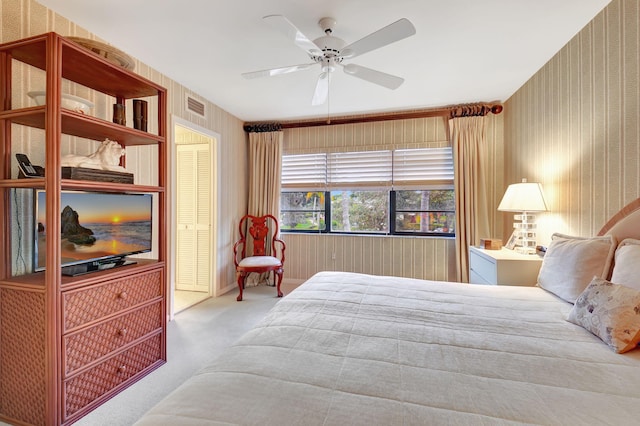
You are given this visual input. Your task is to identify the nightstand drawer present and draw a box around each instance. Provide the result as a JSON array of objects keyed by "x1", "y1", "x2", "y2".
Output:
[
  {"x1": 469, "y1": 249, "x2": 497, "y2": 284},
  {"x1": 470, "y1": 269, "x2": 494, "y2": 285}
]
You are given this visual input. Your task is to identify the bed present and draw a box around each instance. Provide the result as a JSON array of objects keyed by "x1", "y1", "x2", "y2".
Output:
[{"x1": 136, "y1": 199, "x2": 640, "y2": 425}]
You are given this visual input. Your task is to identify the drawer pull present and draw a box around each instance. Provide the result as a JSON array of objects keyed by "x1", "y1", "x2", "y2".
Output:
[
  {"x1": 117, "y1": 365, "x2": 127, "y2": 374},
  {"x1": 117, "y1": 328, "x2": 128, "y2": 336},
  {"x1": 116, "y1": 291, "x2": 128, "y2": 300}
]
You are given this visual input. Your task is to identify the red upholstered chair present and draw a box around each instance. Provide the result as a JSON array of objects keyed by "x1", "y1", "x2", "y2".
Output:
[{"x1": 233, "y1": 214, "x2": 286, "y2": 301}]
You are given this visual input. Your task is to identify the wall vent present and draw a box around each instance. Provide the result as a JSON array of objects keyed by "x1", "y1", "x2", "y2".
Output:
[{"x1": 185, "y1": 95, "x2": 206, "y2": 117}]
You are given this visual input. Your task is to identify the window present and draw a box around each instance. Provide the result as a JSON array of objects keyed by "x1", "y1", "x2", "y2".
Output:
[
  {"x1": 280, "y1": 191, "x2": 327, "y2": 231},
  {"x1": 392, "y1": 189, "x2": 455, "y2": 235},
  {"x1": 331, "y1": 190, "x2": 389, "y2": 233},
  {"x1": 281, "y1": 148, "x2": 455, "y2": 236}
]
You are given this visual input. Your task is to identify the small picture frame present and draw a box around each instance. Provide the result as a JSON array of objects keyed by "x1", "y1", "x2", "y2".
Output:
[{"x1": 505, "y1": 231, "x2": 518, "y2": 250}]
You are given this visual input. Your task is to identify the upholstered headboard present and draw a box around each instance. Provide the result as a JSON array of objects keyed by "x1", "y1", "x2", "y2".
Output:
[{"x1": 598, "y1": 198, "x2": 640, "y2": 241}]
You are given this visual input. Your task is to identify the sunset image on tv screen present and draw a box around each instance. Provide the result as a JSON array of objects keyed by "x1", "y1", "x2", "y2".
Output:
[{"x1": 36, "y1": 191, "x2": 152, "y2": 269}]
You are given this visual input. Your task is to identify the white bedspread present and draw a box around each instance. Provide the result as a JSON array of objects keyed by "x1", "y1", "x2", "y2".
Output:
[{"x1": 136, "y1": 271, "x2": 640, "y2": 425}]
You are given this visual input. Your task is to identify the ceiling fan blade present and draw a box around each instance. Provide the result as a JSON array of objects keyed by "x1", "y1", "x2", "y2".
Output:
[
  {"x1": 341, "y1": 18, "x2": 416, "y2": 59},
  {"x1": 263, "y1": 14, "x2": 322, "y2": 56},
  {"x1": 242, "y1": 63, "x2": 315, "y2": 79},
  {"x1": 342, "y1": 64, "x2": 404, "y2": 90},
  {"x1": 311, "y1": 72, "x2": 329, "y2": 105}
]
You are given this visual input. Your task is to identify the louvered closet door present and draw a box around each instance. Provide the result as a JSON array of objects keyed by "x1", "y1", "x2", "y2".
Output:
[{"x1": 176, "y1": 144, "x2": 211, "y2": 292}]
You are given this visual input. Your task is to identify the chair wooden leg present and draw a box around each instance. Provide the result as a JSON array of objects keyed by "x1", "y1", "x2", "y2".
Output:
[
  {"x1": 236, "y1": 274, "x2": 245, "y2": 301},
  {"x1": 275, "y1": 271, "x2": 283, "y2": 298}
]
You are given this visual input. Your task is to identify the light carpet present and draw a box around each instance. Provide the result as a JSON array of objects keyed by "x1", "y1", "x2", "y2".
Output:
[{"x1": 74, "y1": 284, "x2": 290, "y2": 426}]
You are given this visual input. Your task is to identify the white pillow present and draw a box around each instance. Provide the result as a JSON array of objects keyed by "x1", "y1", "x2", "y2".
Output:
[
  {"x1": 537, "y1": 233, "x2": 616, "y2": 303},
  {"x1": 567, "y1": 276, "x2": 640, "y2": 353},
  {"x1": 610, "y1": 239, "x2": 640, "y2": 290}
]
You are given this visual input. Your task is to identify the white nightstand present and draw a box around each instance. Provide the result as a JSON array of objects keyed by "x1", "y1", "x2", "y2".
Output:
[{"x1": 469, "y1": 246, "x2": 543, "y2": 286}]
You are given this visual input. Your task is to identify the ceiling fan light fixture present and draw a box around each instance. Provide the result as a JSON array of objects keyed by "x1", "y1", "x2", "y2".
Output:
[{"x1": 320, "y1": 57, "x2": 337, "y2": 73}]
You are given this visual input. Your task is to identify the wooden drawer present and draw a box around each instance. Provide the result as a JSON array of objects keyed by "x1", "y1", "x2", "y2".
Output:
[
  {"x1": 469, "y1": 249, "x2": 497, "y2": 284},
  {"x1": 63, "y1": 269, "x2": 162, "y2": 331},
  {"x1": 63, "y1": 302, "x2": 162, "y2": 375},
  {"x1": 63, "y1": 333, "x2": 162, "y2": 420}
]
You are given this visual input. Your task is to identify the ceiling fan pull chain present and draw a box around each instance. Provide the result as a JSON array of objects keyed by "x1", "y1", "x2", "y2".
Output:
[{"x1": 327, "y1": 71, "x2": 331, "y2": 124}]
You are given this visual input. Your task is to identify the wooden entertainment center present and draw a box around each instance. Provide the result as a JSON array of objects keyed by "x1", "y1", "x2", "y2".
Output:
[{"x1": 0, "y1": 33, "x2": 167, "y2": 425}]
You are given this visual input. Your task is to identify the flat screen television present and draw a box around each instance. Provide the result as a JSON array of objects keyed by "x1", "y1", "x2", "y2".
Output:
[{"x1": 34, "y1": 190, "x2": 153, "y2": 276}]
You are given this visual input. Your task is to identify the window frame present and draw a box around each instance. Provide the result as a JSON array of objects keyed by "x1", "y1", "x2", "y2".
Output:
[{"x1": 280, "y1": 189, "x2": 455, "y2": 237}]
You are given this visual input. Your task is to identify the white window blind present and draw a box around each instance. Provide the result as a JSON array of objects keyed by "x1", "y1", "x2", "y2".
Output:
[
  {"x1": 328, "y1": 150, "x2": 392, "y2": 189},
  {"x1": 393, "y1": 147, "x2": 454, "y2": 188},
  {"x1": 281, "y1": 153, "x2": 326, "y2": 189},
  {"x1": 282, "y1": 148, "x2": 453, "y2": 190}
]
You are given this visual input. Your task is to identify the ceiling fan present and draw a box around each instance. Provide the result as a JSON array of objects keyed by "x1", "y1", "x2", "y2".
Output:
[{"x1": 242, "y1": 15, "x2": 416, "y2": 106}]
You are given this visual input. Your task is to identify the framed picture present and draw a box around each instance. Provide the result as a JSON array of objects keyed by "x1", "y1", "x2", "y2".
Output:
[{"x1": 505, "y1": 231, "x2": 518, "y2": 250}]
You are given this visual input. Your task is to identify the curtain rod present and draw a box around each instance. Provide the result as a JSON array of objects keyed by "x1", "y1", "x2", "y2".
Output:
[{"x1": 243, "y1": 102, "x2": 503, "y2": 131}]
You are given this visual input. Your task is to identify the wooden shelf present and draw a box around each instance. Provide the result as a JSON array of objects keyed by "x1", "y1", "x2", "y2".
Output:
[
  {"x1": 1, "y1": 259, "x2": 164, "y2": 290},
  {"x1": 0, "y1": 178, "x2": 163, "y2": 193},
  {"x1": 4, "y1": 33, "x2": 163, "y2": 99},
  {"x1": 0, "y1": 107, "x2": 164, "y2": 146},
  {"x1": 61, "y1": 180, "x2": 164, "y2": 193}
]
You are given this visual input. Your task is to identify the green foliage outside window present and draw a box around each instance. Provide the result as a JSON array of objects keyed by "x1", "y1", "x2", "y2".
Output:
[
  {"x1": 395, "y1": 190, "x2": 455, "y2": 234},
  {"x1": 280, "y1": 191, "x2": 325, "y2": 231},
  {"x1": 331, "y1": 191, "x2": 388, "y2": 232},
  {"x1": 281, "y1": 189, "x2": 455, "y2": 236}
]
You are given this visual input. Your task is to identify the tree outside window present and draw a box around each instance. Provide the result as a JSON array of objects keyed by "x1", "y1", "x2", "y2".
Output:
[
  {"x1": 394, "y1": 189, "x2": 455, "y2": 234},
  {"x1": 280, "y1": 189, "x2": 454, "y2": 236},
  {"x1": 331, "y1": 190, "x2": 388, "y2": 233},
  {"x1": 280, "y1": 191, "x2": 326, "y2": 231}
]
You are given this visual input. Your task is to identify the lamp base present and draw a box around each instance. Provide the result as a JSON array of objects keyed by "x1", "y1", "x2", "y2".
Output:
[
  {"x1": 515, "y1": 246, "x2": 537, "y2": 255},
  {"x1": 512, "y1": 212, "x2": 538, "y2": 255}
]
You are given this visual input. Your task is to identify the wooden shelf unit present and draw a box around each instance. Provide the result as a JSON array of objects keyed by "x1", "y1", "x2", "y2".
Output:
[{"x1": 0, "y1": 32, "x2": 167, "y2": 425}]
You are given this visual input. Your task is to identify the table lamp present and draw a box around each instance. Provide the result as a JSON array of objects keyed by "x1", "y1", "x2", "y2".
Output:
[{"x1": 498, "y1": 178, "x2": 548, "y2": 254}]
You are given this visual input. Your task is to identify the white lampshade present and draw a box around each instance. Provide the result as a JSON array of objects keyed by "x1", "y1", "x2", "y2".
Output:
[{"x1": 498, "y1": 179, "x2": 548, "y2": 212}]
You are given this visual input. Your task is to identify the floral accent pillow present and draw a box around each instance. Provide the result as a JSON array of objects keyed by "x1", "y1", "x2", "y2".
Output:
[{"x1": 567, "y1": 276, "x2": 640, "y2": 353}]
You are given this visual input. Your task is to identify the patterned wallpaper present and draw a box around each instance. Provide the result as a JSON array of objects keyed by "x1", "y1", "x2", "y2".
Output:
[
  {"x1": 1, "y1": 0, "x2": 248, "y2": 294},
  {"x1": 504, "y1": 0, "x2": 639, "y2": 245}
]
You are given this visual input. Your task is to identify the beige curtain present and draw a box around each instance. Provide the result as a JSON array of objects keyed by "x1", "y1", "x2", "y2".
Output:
[
  {"x1": 245, "y1": 131, "x2": 283, "y2": 286},
  {"x1": 248, "y1": 131, "x2": 283, "y2": 217},
  {"x1": 450, "y1": 116, "x2": 491, "y2": 282}
]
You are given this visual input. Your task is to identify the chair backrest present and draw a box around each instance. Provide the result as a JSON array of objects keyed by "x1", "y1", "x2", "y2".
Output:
[{"x1": 235, "y1": 214, "x2": 285, "y2": 262}]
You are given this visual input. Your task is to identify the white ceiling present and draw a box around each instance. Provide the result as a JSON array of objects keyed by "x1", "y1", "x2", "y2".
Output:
[{"x1": 38, "y1": 0, "x2": 610, "y2": 122}]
